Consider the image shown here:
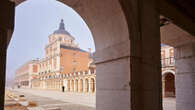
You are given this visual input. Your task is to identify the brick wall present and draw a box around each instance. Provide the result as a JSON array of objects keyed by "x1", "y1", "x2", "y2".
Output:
[{"x1": 60, "y1": 48, "x2": 91, "y2": 74}]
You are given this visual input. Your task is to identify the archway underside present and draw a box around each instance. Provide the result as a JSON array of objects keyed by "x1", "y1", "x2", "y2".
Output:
[{"x1": 3, "y1": 0, "x2": 194, "y2": 110}]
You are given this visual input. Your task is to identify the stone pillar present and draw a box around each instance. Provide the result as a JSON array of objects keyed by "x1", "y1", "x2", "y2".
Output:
[
  {"x1": 0, "y1": 1, "x2": 14, "y2": 109},
  {"x1": 175, "y1": 42, "x2": 195, "y2": 110},
  {"x1": 94, "y1": 79, "x2": 96, "y2": 93},
  {"x1": 71, "y1": 80, "x2": 74, "y2": 92},
  {"x1": 70, "y1": 80, "x2": 72, "y2": 92},
  {"x1": 74, "y1": 80, "x2": 76, "y2": 92},
  {"x1": 78, "y1": 79, "x2": 81, "y2": 92},
  {"x1": 0, "y1": 29, "x2": 8, "y2": 110},
  {"x1": 88, "y1": 69, "x2": 91, "y2": 75},
  {"x1": 120, "y1": 0, "x2": 162, "y2": 110},
  {"x1": 83, "y1": 79, "x2": 85, "y2": 93},
  {"x1": 65, "y1": 80, "x2": 69, "y2": 92},
  {"x1": 95, "y1": 41, "x2": 130, "y2": 110},
  {"x1": 60, "y1": 80, "x2": 63, "y2": 90},
  {"x1": 63, "y1": 79, "x2": 66, "y2": 86}
]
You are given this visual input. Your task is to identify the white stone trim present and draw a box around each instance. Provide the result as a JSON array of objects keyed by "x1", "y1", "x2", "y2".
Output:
[{"x1": 162, "y1": 70, "x2": 175, "y2": 76}]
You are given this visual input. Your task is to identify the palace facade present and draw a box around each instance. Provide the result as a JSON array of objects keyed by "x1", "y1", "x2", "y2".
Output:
[{"x1": 15, "y1": 20, "x2": 96, "y2": 93}]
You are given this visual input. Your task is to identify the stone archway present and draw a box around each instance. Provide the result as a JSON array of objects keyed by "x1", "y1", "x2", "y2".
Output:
[
  {"x1": 163, "y1": 72, "x2": 175, "y2": 97},
  {"x1": 12, "y1": 2, "x2": 131, "y2": 109},
  {"x1": 0, "y1": 0, "x2": 163, "y2": 110}
]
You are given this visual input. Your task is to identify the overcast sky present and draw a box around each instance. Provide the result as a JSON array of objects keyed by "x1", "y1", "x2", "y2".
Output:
[{"x1": 6, "y1": 0, "x2": 95, "y2": 81}]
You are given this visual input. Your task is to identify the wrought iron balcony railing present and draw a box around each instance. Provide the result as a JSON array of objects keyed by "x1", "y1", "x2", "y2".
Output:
[{"x1": 161, "y1": 57, "x2": 175, "y2": 68}]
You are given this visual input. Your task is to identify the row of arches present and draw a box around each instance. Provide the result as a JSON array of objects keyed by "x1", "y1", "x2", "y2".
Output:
[
  {"x1": 66, "y1": 78, "x2": 96, "y2": 93},
  {"x1": 45, "y1": 79, "x2": 62, "y2": 89},
  {"x1": 32, "y1": 77, "x2": 96, "y2": 93},
  {"x1": 33, "y1": 70, "x2": 176, "y2": 97}
]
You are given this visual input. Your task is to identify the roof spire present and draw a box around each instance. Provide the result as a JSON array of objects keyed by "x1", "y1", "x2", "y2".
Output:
[
  {"x1": 53, "y1": 19, "x2": 72, "y2": 36},
  {"x1": 59, "y1": 19, "x2": 65, "y2": 30}
]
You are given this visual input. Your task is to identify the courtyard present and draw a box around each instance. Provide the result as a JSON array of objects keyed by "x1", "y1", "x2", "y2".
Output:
[
  {"x1": 5, "y1": 88, "x2": 175, "y2": 110},
  {"x1": 5, "y1": 89, "x2": 95, "y2": 110}
]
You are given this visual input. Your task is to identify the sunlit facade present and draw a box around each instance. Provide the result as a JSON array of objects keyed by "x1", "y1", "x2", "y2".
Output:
[
  {"x1": 15, "y1": 60, "x2": 39, "y2": 88},
  {"x1": 161, "y1": 45, "x2": 175, "y2": 98},
  {"x1": 15, "y1": 20, "x2": 96, "y2": 93}
]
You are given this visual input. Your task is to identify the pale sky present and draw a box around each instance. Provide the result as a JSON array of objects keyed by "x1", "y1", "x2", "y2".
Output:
[{"x1": 6, "y1": 0, "x2": 95, "y2": 80}]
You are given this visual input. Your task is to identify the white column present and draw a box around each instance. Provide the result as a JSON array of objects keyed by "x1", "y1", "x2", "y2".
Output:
[
  {"x1": 175, "y1": 43, "x2": 195, "y2": 110},
  {"x1": 87, "y1": 79, "x2": 90, "y2": 93},
  {"x1": 89, "y1": 78, "x2": 92, "y2": 93},
  {"x1": 88, "y1": 69, "x2": 91, "y2": 75},
  {"x1": 71, "y1": 80, "x2": 74, "y2": 92},
  {"x1": 74, "y1": 80, "x2": 77, "y2": 92},
  {"x1": 78, "y1": 79, "x2": 81, "y2": 92},
  {"x1": 83, "y1": 79, "x2": 87, "y2": 93},
  {"x1": 95, "y1": 79, "x2": 96, "y2": 92}
]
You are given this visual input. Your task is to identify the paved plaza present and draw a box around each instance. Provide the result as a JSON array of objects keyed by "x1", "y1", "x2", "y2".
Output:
[
  {"x1": 10, "y1": 89, "x2": 175, "y2": 110},
  {"x1": 13, "y1": 88, "x2": 95, "y2": 107},
  {"x1": 11, "y1": 89, "x2": 95, "y2": 110},
  {"x1": 163, "y1": 98, "x2": 176, "y2": 110}
]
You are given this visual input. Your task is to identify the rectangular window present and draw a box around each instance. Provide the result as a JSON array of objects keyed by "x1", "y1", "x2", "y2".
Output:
[
  {"x1": 33, "y1": 65, "x2": 38, "y2": 72},
  {"x1": 161, "y1": 50, "x2": 166, "y2": 66},
  {"x1": 169, "y1": 48, "x2": 174, "y2": 64},
  {"x1": 54, "y1": 57, "x2": 57, "y2": 69}
]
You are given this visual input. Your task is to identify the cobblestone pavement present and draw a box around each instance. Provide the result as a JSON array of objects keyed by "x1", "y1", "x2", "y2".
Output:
[{"x1": 11, "y1": 90, "x2": 95, "y2": 110}]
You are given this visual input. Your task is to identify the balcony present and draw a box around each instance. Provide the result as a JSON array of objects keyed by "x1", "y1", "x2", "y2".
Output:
[{"x1": 161, "y1": 57, "x2": 175, "y2": 68}]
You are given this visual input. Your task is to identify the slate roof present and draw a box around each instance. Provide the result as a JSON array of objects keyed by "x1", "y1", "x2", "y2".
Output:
[
  {"x1": 53, "y1": 19, "x2": 73, "y2": 39},
  {"x1": 60, "y1": 45, "x2": 87, "y2": 53}
]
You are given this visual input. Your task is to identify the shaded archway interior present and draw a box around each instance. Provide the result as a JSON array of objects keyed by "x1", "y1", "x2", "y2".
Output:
[{"x1": 12, "y1": 0, "x2": 131, "y2": 110}]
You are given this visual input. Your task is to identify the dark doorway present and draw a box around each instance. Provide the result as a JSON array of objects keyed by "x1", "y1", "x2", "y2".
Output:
[{"x1": 164, "y1": 73, "x2": 175, "y2": 97}]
